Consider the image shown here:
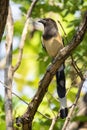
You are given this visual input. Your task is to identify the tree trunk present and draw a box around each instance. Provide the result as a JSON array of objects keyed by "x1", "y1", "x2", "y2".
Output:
[
  {"x1": 0, "y1": 0, "x2": 9, "y2": 43},
  {"x1": 4, "y1": 7, "x2": 14, "y2": 130}
]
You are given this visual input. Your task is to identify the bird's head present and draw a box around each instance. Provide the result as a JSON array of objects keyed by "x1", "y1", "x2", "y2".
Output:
[
  {"x1": 38, "y1": 18, "x2": 58, "y2": 39},
  {"x1": 39, "y1": 18, "x2": 58, "y2": 30}
]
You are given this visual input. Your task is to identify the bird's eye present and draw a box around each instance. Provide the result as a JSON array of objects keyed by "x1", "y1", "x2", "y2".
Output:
[{"x1": 48, "y1": 19, "x2": 50, "y2": 22}]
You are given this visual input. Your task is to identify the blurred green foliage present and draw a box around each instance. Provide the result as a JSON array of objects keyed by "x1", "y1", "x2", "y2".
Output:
[{"x1": 0, "y1": 0, "x2": 87, "y2": 129}]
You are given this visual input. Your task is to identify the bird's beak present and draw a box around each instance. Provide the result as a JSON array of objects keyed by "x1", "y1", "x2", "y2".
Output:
[
  {"x1": 38, "y1": 19, "x2": 46, "y2": 25},
  {"x1": 33, "y1": 19, "x2": 44, "y2": 31}
]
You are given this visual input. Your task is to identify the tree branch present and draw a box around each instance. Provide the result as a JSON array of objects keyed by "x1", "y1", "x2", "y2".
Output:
[
  {"x1": 67, "y1": 93, "x2": 87, "y2": 130},
  {"x1": 62, "y1": 80, "x2": 84, "y2": 130},
  {"x1": 49, "y1": 114, "x2": 59, "y2": 130},
  {"x1": 27, "y1": 0, "x2": 38, "y2": 18},
  {"x1": 16, "y1": 12, "x2": 87, "y2": 129},
  {"x1": 13, "y1": 0, "x2": 38, "y2": 72},
  {"x1": 71, "y1": 55, "x2": 83, "y2": 80},
  {"x1": 49, "y1": 118, "x2": 58, "y2": 130}
]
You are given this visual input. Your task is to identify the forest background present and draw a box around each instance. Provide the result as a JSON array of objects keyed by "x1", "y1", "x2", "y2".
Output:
[{"x1": 0, "y1": 0, "x2": 87, "y2": 130}]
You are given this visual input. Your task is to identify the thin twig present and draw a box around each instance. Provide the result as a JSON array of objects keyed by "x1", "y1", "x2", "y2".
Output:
[
  {"x1": 13, "y1": 0, "x2": 38, "y2": 72},
  {"x1": 57, "y1": 20, "x2": 69, "y2": 43},
  {"x1": 49, "y1": 102, "x2": 76, "y2": 130},
  {"x1": 62, "y1": 80, "x2": 84, "y2": 130},
  {"x1": 0, "y1": 80, "x2": 51, "y2": 120},
  {"x1": 66, "y1": 85, "x2": 72, "y2": 96},
  {"x1": 49, "y1": 118, "x2": 57, "y2": 130},
  {"x1": 0, "y1": 80, "x2": 28, "y2": 105},
  {"x1": 37, "y1": 111, "x2": 51, "y2": 120},
  {"x1": 27, "y1": 0, "x2": 38, "y2": 18},
  {"x1": 67, "y1": 93, "x2": 87, "y2": 130},
  {"x1": 46, "y1": 94, "x2": 56, "y2": 117},
  {"x1": 47, "y1": 91, "x2": 59, "y2": 102},
  {"x1": 49, "y1": 113, "x2": 59, "y2": 130},
  {"x1": 71, "y1": 55, "x2": 84, "y2": 80}
]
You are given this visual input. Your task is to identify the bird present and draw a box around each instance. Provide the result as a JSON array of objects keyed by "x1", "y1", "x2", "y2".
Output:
[{"x1": 38, "y1": 18, "x2": 68, "y2": 119}]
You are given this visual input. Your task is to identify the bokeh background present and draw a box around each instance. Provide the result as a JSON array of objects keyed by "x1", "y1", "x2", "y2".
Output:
[{"x1": 0, "y1": 0, "x2": 87, "y2": 129}]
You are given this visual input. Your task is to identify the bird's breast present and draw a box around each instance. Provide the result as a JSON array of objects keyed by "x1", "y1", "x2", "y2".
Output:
[{"x1": 42, "y1": 35, "x2": 63, "y2": 57}]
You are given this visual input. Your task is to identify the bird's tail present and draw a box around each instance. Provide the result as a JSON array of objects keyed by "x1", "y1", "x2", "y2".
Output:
[{"x1": 56, "y1": 64, "x2": 68, "y2": 119}]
